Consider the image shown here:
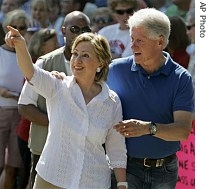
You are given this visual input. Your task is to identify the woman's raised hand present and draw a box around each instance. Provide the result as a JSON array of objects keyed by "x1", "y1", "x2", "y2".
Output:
[
  {"x1": 4, "y1": 26, "x2": 25, "y2": 48},
  {"x1": 5, "y1": 26, "x2": 34, "y2": 81}
]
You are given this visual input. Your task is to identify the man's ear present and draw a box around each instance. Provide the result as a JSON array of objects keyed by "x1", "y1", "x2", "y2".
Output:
[{"x1": 158, "y1": 35, "x2": 164, "y2": 46}]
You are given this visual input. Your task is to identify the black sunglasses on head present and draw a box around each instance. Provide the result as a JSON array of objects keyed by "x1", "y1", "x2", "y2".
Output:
[
  {"x1": 66, "y1": 26, "x2": 91, "y2": 34},
  {"x1": 115, "y1": 8, "x2": 134, "y2": 15}
]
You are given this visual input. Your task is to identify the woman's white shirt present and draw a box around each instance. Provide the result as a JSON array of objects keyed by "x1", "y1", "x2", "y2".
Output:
[{"x1": 29, "y1": 65, "x2": 127, "y2": 189}]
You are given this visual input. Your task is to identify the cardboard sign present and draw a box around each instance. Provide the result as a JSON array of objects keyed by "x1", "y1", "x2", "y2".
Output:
[{"x1": 176, "y1": 121, "x2": 195, "y2": 189}]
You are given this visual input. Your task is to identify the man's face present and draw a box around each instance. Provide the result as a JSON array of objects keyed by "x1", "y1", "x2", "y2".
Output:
[
  {"x1": 131, "y1": 27, "x2": 163, "y2": 65},
  {"x1": 112, "y1": 4, "x2": 135, "y2": 30},
  {"x1": 62, "y1": 17, "x2": 91, "y2": 48}
]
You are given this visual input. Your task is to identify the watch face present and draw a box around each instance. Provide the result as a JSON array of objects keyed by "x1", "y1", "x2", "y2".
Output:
[{"x1": 150, "y1": 123, "x2": 157, "y2": 135}]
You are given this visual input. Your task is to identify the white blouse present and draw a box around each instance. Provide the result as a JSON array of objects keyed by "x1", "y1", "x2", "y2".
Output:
[{"x1": 30, "y1": 65, "x2": 127, "y2": 189}]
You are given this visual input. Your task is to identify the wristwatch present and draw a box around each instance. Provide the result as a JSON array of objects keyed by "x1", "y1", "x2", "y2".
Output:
[{"x1": 149, "y1": 122, "x2": 157, "y2": 135}]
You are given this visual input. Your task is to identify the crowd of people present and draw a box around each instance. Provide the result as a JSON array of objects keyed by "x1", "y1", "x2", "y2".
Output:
[{"x1": 0, "y1": 0, "x2": 195, "y2": 189}]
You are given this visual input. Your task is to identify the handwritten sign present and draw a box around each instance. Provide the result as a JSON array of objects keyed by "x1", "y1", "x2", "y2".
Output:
[{"x1": 176, "y1": 121, "x2": 195, "y2": 189}]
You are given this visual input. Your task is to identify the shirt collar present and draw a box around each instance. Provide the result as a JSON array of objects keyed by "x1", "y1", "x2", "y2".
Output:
[
  {"x1": 68, "y1": 78, "x2": 112, "y2": 102},
  {"x1": 131, "y1": 51, "x2": 173, "y2": 76}
]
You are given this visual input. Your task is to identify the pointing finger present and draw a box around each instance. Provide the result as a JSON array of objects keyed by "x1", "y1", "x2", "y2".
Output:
[
  {"x1": 5, "y1": 26, "x2": 22, "y2": 48},
  {"x1": 7, "y1": 25, "x2": 21, "y2": 38}
]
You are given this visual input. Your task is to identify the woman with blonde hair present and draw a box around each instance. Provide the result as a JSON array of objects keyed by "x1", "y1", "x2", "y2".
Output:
[
  {"x1": 5, "y1": 28, "x2": 127, "y2": 189},
  {"x1": 30, "y1": 0, "x2": 50, "y2": 28}
]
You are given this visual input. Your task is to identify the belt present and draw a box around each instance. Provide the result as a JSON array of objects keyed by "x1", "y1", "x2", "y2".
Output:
[{"x1": 128, "y1": 154, "x2": 176, "y2": 168}]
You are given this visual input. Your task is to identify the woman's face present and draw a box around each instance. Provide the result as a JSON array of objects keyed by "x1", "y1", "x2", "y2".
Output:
[
  {"x1": 70, "y1": 41, "x2": 100, "y2": 82},
  {"x1": 10, "y1": 18, "x2": 27, "y2": 36},
  {"x1": 40, "y1": 35, "x2": 59, "y2": 56},
  {"x1": 112, "y1": 4, "x2": 134, "y2": 30},
  {"x1": 1, "y1": 0, "x2": 19, "y2": 14},
  {"x1": 31, "y1": 2, "x2": 49, "y2": 27}
]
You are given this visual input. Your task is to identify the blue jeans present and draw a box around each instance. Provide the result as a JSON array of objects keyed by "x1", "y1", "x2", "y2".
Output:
[{"x1": 111, "y1": 156, "x2": 178, "y2": 189}]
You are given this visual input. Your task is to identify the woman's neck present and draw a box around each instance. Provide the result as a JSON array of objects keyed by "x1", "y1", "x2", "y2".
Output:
[{"x1": 77, "y1": 80, "x2": 102, "y2": 104}]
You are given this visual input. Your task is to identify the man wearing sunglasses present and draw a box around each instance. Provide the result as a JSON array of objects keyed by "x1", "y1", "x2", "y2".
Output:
[
  {"x1": 98, "y1": 0, "x2": 139, "y2": 60},
  {"x1": 17, "y1": 11, "x2": 91, "y2": 188}
]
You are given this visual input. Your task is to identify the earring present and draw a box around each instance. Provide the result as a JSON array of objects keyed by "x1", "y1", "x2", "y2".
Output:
[{"x1": 96, "y1": 67, "x2": 101, "y2": 73}]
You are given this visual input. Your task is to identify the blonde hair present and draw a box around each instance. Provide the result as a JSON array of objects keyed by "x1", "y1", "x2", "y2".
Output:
[
  {"x1": 30, "y1": 0, "x2": 49, "y2": 11},
  {"x1": 2, "y1": 9, "x2": 29, "y2": 33},
  {"x1": 71, "y1": 33, "x2": 112, "y2": 82}
]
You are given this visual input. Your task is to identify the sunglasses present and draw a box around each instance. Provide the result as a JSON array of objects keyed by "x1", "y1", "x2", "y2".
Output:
[
  {"x1": 11, "y1": 25, "x2": 27, "y2": 31},
  {"x1": 115, "y1": 8, "x2": 134, "y2": 15},
  {"x1": 186, "y1": 24, "x2": 195, "y2": 30},
  {"x1": 66, "y1": 26, "x2": 91, "y2": 34},
  {"x1": 93, "y1": 17, "x2": 113, "y2": 24}
]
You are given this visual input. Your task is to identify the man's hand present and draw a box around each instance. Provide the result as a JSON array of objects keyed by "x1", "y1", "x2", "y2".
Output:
[
  {"x1": 114, "y1": 119, "x2": 150, "y2": 137},
  {"x1": 51, "y1": 71, "x2": 66, "y2": 80}
]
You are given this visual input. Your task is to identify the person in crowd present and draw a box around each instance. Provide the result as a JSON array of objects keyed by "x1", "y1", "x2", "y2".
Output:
[
  {"x1": 17, "y1": 11, "x2": 92, "y2": 188},
  {"x1": 98, "y1": 0, "x2": 139, "y2": 59},
  {"x1": 165, "y1": 0, "x2": 191, "y2": 21},
  {"x1": 60, "y1": 0, "x2": 87, "y2": 17},
  {"x1": 137, "y1": 0, "x2": 148, "y2": 9},
  {"x1": 5, "y1": 25, "x2": 127, "y2": 189},
  {"x1": 82, "y1": 1, "x2": 98, "y2": 22},
  {"x1": 0, "y1": 0, "x2": 19, "y2": 24},
  {"x1": 18, "y1": 0, "x2": 31, "y2": 16},
  {"x1": 185, "y1": 7, "x2": 195, "y2": 131},
  {"x1": 107, "y1": 8, "x2": 194, "y2": 189},
  {"x1": 149, "y1": 0, "x2": 171, "y2": 13},
  {"x1": 28, "y1": 28, "x2": 59, "y2": 61},
  {"x1": 91, "y1": 7, "x2": 115, "y2": 33},
  {"x1": 16, "y1": 28, "x2": 59, "y2": 189},
  {"x1": 186, "y1": 0, "x2": 194, "y2": 56},
  {"x1": 95, "y1": 0, "x2": 107, "y2": 7},
  {"x1": 23, "y1": 22, "x2": 40, "y2": 45},
  {"x1": 46, "y1": 0, "x2": 65, "y2": 47},
  {"x1": 165, "y1": 16, "x2": 190, "y2": 69},
  {"x1": 186, "y1": 8, "x2": 195, "y2": 87},
  {"x1": 0, "y1": 9, "x2": 29, "y2": 189},
  {"x1": 189, "y1": 0, "x2": 194, "y2": 10},
  {"x1": 30, "y1": 0, "x2": 50, "y2": 29}
]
